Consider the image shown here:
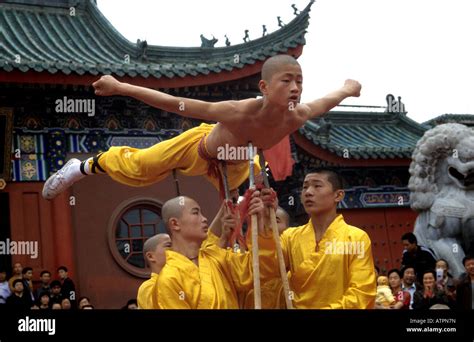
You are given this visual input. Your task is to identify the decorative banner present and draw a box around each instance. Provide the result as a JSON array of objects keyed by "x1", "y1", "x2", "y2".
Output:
[
  {"x1": 12, "y1": 158, "x2": 46, "y2": 181},
  {"x1": 11, "y1": 128, "x2": 183, "y2": 181},
  {"x1": 14, "y1": 134, "x2": 45, "y2": 154},
  {"x1": 360, "y1": 192, "x2": 410, "y2": 207},
  {"x1": 46, "y1": 130, "x2": 68, "y2": 175},
  {"x1": 108, "y1": 136, "x2": 161, "y2": 149},
  {"x1": 12, "y1": 134, "x2": 47, "y2": 181},
  {"x1": 68, "y1": 133, "x2": 107, "y2": 153},
  {"x1": 340, "y1": 187, "x2": 411, "y2": 208}
]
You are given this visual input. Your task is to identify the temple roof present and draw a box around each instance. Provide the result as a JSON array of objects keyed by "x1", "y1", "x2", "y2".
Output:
[
  {"x1": 297, "y1": 110, "x2": 427, "y2": 159},
  {"x1": 0, "y1": 0, "x2": 313, "y2": 80}
]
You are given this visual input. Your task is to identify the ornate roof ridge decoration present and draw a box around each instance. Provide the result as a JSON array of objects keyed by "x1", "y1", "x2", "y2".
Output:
[{"x1": 1, "y1": 0, "x2": 314, "y2": 79}]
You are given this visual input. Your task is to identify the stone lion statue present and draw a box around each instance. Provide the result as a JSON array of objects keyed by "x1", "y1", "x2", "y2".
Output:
[{"x1": 409, "y1": 123, "x2": 474, "y2": 278}]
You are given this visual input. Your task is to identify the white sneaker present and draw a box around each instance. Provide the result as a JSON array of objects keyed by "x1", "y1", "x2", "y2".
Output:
[{"x1": 42, "y1": 158, "x2": 84, "y2": 200}]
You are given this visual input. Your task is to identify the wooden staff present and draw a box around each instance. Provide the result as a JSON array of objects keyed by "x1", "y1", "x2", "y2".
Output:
[
  {"x1": 218, "y1": 161, "x2": 242, "y2": 249},
  {"x1": 217, "y1": 162, "x2": 231, "y2": 201},
  {"x1": 248, "y1": 142, "x2": 261, "y2": 309},
  {"x1": 172, "y1": 169, "x2": 181, "y2": 196},
  {"x1": 258, "y1": 150, "x2": 294, "y2": 309}
]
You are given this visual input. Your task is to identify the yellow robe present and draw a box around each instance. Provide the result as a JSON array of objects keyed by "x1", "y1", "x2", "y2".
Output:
[
  {"x1": 279, "y1": 215, "x2": 376, "y2": 309},
  {"x1": 241, "y1": 232, "x2": 287, "y2": 309},
  {"x1": 137, "y1": 273, "x2": 158, "y2": 309},
  {"x1": 242, "y1": 277, "x2": 286, "y2": 309},
  {"x1": 149, "y1": 231, "x2": 221, "y2": 309},
  {"x1": 157, "y1": 234, "x2": 275, "y2": 309}
]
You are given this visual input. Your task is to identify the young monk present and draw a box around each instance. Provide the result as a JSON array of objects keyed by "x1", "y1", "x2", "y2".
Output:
[
  {"x1": 42, "y1": 55, "x2": 361, "y2": 199},
  {"x1": 264, "y1": 169, "x2": 376, "y2": 309},
  {"x1": 136, "y1": 233, "x2": 171, "y2": 309},
  {"x1": 242, "y1": 206, "x2": 291, "y2": 309},
  {"x1": 154, "y1": 193, "x2": 276, "y2": 309}
]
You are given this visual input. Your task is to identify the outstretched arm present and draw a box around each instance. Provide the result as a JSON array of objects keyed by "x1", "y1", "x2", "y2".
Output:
[
  {"x1": 209, "y1": 201, "x2": 226, "y2": 239},
  {"x1": 302, "y1": 79, "x2": 361, "y2": 119},
  {"x1": 93, "y1": 75, "x2": 239, "y2": 122}
]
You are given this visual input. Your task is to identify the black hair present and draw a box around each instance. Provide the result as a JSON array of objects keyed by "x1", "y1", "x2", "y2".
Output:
[
  {"x1": 12, "y1": 279, "x2": 24, "y2": 287},
  {"x1": 57, "y1": 266, "x2": 68, "y2": 272},
  {"x1": 305, "y1": 168, "x2": 344, "y2": 191},
  {"x1": 387, "y1": 268, "x2": 402, "y2": 278},
  {"x1": 39, "y1": 291, "x2": 50, "y2": 299},
  {"x1": 462, "y1": 255, "x2": 474, "y2": 266},
  {"x1": 401, "y1": 232, "x2": 417, "y2": 244},
  {"x1": 21, "y1": 267, "x2": 32, "y2": 275},
  {"x1": 50, "y1": 280, "x2": 61, "y2": 288},
  {"x1": 401, "y1": 265, "x2": 416, "y2": 276},
  {"x1": 436, "y1": 258, "x2": 449, "y2": 268},
  {"x1": 40, "y1": 270, "x2": 51, "y2": 277},
  {"x1": 422, "y1": 269, "x2": 436, "y2": 279},
  {"x1": 78, "y1": 296, "x2": 90, "y2": 304}
]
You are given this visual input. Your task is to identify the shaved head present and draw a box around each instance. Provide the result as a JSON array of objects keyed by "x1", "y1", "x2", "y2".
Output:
[
  {"x1": 143, "y1": 233, "x2": 170, "y2": 254},
  {"x1": 161, "y1": 196, "x2": 192, "y2": 234},
  {"x1": 261, "y1": 55, "x2": 300, "y2": 82},
  {"x1": 162, "y1": 197, "x2": 187, "y2": 222},
  {"x1": 276, "y1": 206, "x2": 290, "y2": 226},
  {"x1": 143, "y1": 233, "x2": 171, "y2": 271},
  {"x1": 276, "y1": 206, "x2": 290, "y2": 234},
  {"x1": 161, "y1": 196, "x2": 208, "y2": 245}
]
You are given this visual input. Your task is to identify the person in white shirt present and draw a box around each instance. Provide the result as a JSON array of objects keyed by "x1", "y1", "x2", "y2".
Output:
[
  {"x1": 0, "y1": 269, "x2": 11, "y2": 304},
  {"x1": 401, "y1": 266, "x2": 417, "y2": 309}
]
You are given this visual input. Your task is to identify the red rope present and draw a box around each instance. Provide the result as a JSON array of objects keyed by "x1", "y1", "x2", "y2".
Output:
[
  {"x1": 197, "y1": 135, "x2": 226, "y2": 199},
  {"x1": 224, "y1": 185, "x2": 277, "y2": 250}
]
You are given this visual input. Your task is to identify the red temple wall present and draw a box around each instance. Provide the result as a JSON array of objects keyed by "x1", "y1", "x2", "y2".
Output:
[
  {"x1": 341, "y1": 207, "x2": 418, "y2": 273},
  {"x1": 2, "y1": 183, "x2": 76, "y2": 288}
]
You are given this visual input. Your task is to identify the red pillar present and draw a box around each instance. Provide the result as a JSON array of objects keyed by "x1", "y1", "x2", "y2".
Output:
[{"x1": 51, "y1": 189, "x2": 76, "y2": 280}]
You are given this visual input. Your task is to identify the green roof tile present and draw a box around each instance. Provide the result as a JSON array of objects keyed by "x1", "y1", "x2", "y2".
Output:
[
  {"x1": 298, "y1": 111, "x2": 428, "y2": 159},
  {"x1": 1, "y1": 0, "x2": 313, "y2": 79}
]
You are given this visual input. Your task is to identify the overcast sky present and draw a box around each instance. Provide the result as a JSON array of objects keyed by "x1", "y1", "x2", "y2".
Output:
[{"x1": 97, "y1": 0, "x2": 474, "y2": 123}]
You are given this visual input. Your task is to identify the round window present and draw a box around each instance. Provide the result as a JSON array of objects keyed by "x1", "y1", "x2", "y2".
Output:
[{"x1": 108, "y1": 198, "x2": 167, "y2": 278}]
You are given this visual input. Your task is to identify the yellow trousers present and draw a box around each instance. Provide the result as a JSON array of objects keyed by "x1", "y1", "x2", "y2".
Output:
[{"x1": 97, "y1": 123, "x2": 260, "y2": 190}]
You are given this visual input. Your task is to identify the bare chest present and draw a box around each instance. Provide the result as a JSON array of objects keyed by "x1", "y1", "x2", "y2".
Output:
[{"x1": 228, "y1": 120, "x2": 300, "y2": 148}]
